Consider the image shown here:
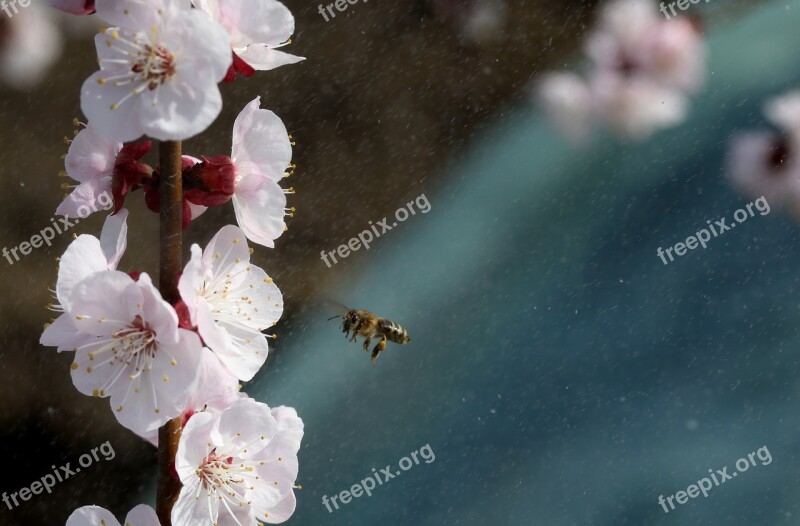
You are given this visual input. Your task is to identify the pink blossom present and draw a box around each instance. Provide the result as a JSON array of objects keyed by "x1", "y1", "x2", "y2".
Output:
[
  {"x1": 67, "y1": 504, "x2": 158, "y2": 526},
  {"x1": 179, "y1": 225, "x2": 283, "y2": 380},
  {"x1": 173, "y1": 398, "x2": 303, "y2": 525}
]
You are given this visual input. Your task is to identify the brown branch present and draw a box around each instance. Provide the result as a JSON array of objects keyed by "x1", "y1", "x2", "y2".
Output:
[{"x1": 156, "y1": 140, "x2": 183, "y2": 525}]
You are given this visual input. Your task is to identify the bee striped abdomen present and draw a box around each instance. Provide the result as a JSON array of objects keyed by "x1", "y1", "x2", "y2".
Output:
[{"x1": 378, "y1": 318, "x2": 410, "y2": 344}]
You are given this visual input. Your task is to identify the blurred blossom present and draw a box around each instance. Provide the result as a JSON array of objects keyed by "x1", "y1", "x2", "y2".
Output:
[
  {"x1": 538, "y1": 0, "x2": 706, "y2": 142},
  {"x1": 0, "y1": 3, "x2": 62, "y2": 90},
  {"x1": 432, "y1": 0, "x2": 507, "y2": 47},
  {"x1": 727, "y1": 91, "x2": 800, "y2": 216}
]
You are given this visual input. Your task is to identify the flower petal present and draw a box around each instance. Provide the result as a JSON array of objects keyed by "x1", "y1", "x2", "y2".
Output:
[
  {"x1": 123, "y1": 504, "x2": 160, "y2": 526},
  {"x1": 237, "y1": 45, "x2": 304, "y2": 72},
  {"x1": 66, "y1": 506, "x2": 122, "y2": 526},
  {"x1": 232, "y1": 97, "x2": 292, "y2": 180},
  {"x1": 232, "y1": 177, "x2": 287, "y2": 248},
  {"x1": 211, "y1": 397, "x2": 276, "y2": 459}
]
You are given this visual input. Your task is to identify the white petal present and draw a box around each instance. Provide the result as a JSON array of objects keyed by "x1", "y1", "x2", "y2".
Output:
[
  {"x1": 57, "y1": 235, "x2": 114, "y2": 310},
  {"x1": 212, "y1": 398, "x2": 276, "y2": 459},
  {"x1": 40, "y1": 314, "x2": 91, "y2": 352},
  {"x1": 139, "y1": 72, "x2": 222, "y2": 141},
  {"x1": 136, "y1": 273, "x2": 180, "y2": 346},
  {"x1": 176, "y1": 411, "x2": 216, "y2": 479},
  {"x1": 232, "y1": 97, "x2": 292, "y2": 180},
  {"x1": 203, "y1": 319, "x2": 271, "y2": 381},
  {"x1": 178, "y1": 244, "x2": 205, "y2": 324},
  {"x1": 237, "y1": 45, "x2": 304, "y2": 72},
  {"x1": 230, "y1": 264, "x2": 283, "y2": 332},
  {"x1": 96, "y1": 0, "x2": 190, "y2": 29},
  {"x1": 201, "y1": 225, "x2": 252, "y2": 281},
  {"x1": 172, "y1": 480, "x2": 219, "y2": 525},
  {"x1": 81, "y1": 70, "x2": 146, "y2": 143},
  {"x1": 160, "y1": 9, "x2": 232, "y2": 80},
  {"x1": 123, "y1": 504, "x2": 160, "y2": 526},
  {"x1": 233, "y1": 177, "x2": 287, "y2": 248},
  {"x1": 261, "y1": 490, "x2": 297, "y2": 524},
  {"x1": 66, "y1": 506, "x2": 122, "y2": 526},
  {"x1": 184, "y1": 349, "x2": 241, "y2": 413},
  {"x1": 219, "y1": 0, "x2": 295, "y2": 47},
  {"x1": 100, "y1": 209, "x2": 128, "y2": 269},
  {"x1": 69, "y1": 271, "x2": 138, "y2": 337}
]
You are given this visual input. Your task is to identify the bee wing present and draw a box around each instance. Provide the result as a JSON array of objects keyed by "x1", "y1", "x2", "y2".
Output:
[{"x1": 322, "y1": 299, "x2": 351, "y2": 320}]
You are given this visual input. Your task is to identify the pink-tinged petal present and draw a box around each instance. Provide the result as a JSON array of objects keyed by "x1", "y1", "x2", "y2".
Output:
[
  {"x1": 232, "y1": 178, "x2": 287, "y2": 248},
  {"x1": 219, "y1": 0, "x2": 294, "y2": 48},
  {"x1": 81, "y1": 70, "x2": 146, "y2": 143},
  {"x1": 123, "y1": 505, "x2": 160, "y2": 526},
  {"x1": 40, "y1": 314, "x2": 93, "y2": 352},
  {"x1": 56, "y1": 178, "x2": 113, "y2": 219},
  {"x1": 96, "y1": 0, "x2": 189, "y2": 29},
  {"x1": 232, "y1": 97, "x2": 292, "y2": 180},
  {"x1": 56, "y1": 235, "x2": 112, "y2": 310},
  {"x1": 261, "y1": 490, "x2": 297, "y2": 524},
  {"x1": 185, "y1": 349, "x2": 240, "y2": 413},
  {"x1": 187, "y1": 202, "x2": 208, "y2": 221},
  {"x1": 172, "y1": 480, "x2": 219, "y2": 525},
  {"x1": 139, "y1": 72, "x2": 222, "y2": 142},
  {"x1": 237, "y1": 45, "x2": 304, "y2": 72},
  {"x1": 69, "y1": 271, "x2": 138, "y2": 336},
  {"x1": 99, "y1": 208, "x2": 128, "y2": 269},
  {"x1": 211, "y1": 398, "x2": 276, "y2": 459},
  {"x1": 65, "y1": 125, "x2": 121, "y2": 183},
  {"x1": 136, "y1": 274, "x2": 180, "y2": 346},
  {"x1": 176, "y1": 411, "x2": 216, "y2": 479},
  {"x1": 66, "y1": 506, "x2": 122, "y2": 526}
]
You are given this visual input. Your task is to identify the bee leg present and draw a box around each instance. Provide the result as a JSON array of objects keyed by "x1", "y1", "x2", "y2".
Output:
[
  {"x1": 370, "y1": 339, "x2": 387, "y2": 364},
  {"x1": 363, "y1": 337, "x2": 371, "y2": 352}
]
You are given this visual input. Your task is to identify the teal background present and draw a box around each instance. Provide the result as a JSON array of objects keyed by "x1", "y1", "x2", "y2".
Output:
[{"x1": 250, "y1": 2, "x2": 800, "y2": 524}]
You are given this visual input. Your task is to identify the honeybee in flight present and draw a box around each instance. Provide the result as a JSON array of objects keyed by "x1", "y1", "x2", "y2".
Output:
[{"x1": 328, "y1": 304, "x2": 410, "y2": 363}]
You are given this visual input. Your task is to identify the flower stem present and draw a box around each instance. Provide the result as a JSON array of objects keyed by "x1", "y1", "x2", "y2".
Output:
[{"x1": 156, "y1": 140, "x2": 183, "y2": 525}]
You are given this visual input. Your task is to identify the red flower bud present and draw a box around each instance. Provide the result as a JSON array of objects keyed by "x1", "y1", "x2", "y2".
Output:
[{"x1": 184, "y1": 155, "x2": 236, "y2": 207}]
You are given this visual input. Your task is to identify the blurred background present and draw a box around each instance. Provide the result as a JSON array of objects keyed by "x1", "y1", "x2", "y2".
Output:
[{"x1": 2, "y1": 0, "x2": 800, "y2": 525}]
